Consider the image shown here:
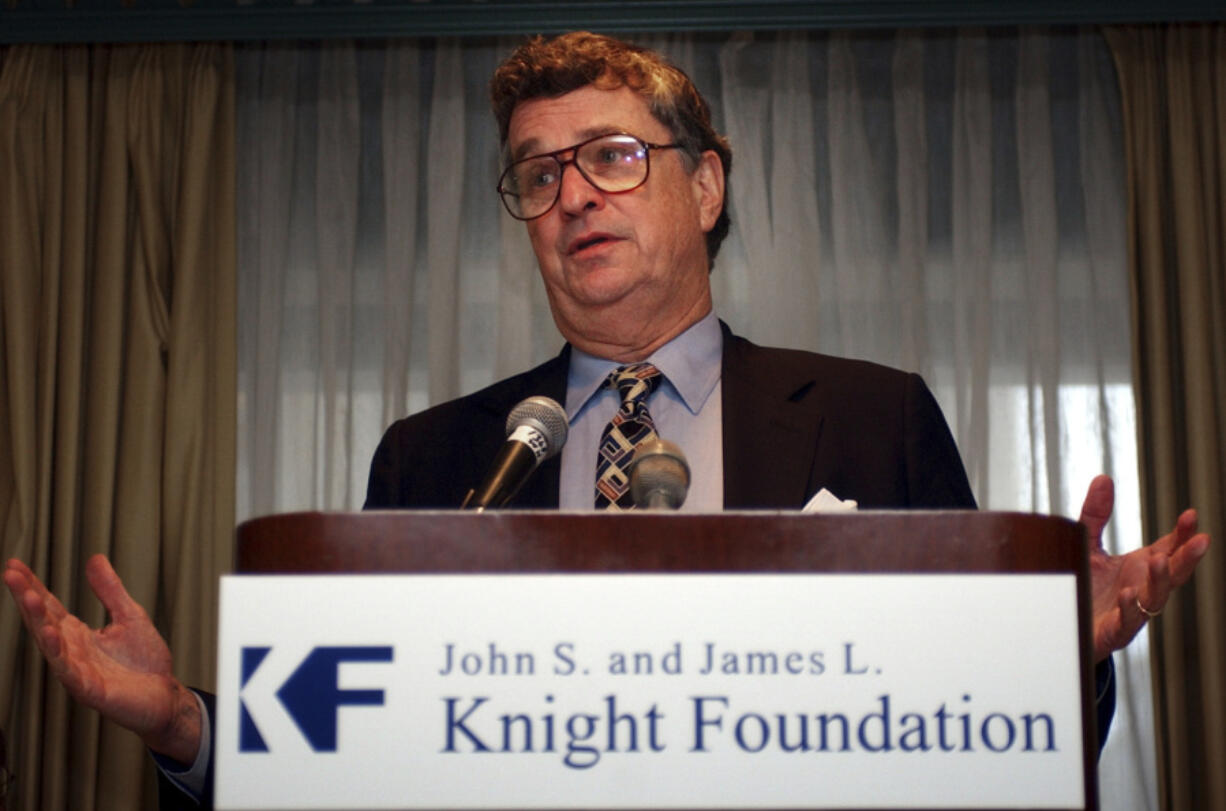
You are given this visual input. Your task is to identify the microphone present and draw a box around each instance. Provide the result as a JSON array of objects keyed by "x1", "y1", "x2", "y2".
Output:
[
  {"x1": 461, "y1": 396, "x2": 568, "y2": 511},
  {"x1": 628, "y1": 438, "x2": 691, "y2": 510}
]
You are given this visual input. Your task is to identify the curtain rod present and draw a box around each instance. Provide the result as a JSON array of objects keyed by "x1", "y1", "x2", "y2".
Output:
[{"x1": 3, "y1": 0, "x2": 1224, "y2": 45}]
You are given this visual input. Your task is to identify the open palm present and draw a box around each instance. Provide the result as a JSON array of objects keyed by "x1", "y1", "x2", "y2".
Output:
[
  {"x1": 4, "y1": 554, "x2": 200, "y2": 763},
  {"x1": 1078, "y1": 475, "x2": 1210, "y2": 662}
]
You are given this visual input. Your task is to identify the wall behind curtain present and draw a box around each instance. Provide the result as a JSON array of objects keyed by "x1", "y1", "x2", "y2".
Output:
[{"x1": 233, "y1": 29, "x2": 1153, "y2": 808}]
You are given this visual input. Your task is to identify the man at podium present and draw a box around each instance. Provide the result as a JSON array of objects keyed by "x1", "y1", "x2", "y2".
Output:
[{"x1": 4, "y1": 31, "x2": 1211, "y2": 811}]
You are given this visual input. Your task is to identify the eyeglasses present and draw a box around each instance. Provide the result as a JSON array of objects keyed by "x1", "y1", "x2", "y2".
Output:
[{"x1": 497, "y1": 133, "x2": 681, "y2": 221}]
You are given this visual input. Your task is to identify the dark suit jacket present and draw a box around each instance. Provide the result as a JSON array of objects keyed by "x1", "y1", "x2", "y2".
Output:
[
  {"x1": 365, "y1": 325, "x2": 1113, "y2": 752},
  {"x1": 365, "y1": 324, "x2": 977, "y2": 511},
  {"x1": 161, "y1": 326, "x2": 1115, "y2": 809}
]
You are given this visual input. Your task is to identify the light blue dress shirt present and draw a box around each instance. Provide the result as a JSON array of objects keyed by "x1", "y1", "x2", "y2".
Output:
[{"x1": 559, "y1": 309, "x2": 724, "y2": 511}]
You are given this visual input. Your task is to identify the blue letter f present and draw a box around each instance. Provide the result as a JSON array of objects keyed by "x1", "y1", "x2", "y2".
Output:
[{"x1": 275, "y1": 646, "x2": 394, "y2": 751}]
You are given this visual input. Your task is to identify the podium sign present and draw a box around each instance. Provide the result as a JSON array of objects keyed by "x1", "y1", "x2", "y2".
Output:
[{"x1": 216, "y1": 572, "x2": 1084, "y2": 810}]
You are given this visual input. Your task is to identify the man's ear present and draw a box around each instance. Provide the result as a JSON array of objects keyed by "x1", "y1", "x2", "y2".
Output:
[{"x1": 690, "y1": 150, "x2": 725, "y2": 233}]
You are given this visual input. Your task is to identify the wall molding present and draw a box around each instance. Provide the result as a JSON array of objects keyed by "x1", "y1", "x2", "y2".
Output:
[{"x1": 3, "y1": 0, "x2": 1224, "y2": 45}]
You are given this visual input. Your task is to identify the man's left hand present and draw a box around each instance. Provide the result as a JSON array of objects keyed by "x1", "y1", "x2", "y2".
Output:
[{"x1": 1079, "y1": 474, "x2": 1211, "y2": 662}]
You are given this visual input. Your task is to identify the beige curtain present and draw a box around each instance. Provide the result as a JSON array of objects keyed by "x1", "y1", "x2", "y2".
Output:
[
  {"x1": 0, "y1": 44, "x2": 236, "y2": 811},
  {"x1": 1105, "y1": 23, "x2": 1226, "y2": 811}
]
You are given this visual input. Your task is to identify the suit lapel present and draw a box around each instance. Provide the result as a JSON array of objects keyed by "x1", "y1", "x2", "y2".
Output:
[
  {"x1": 720, "y1": 326, "x2": 825, "y2": 509},
  {"x1": 475, "y1": 330, "x2": 826, "y2": 510}
]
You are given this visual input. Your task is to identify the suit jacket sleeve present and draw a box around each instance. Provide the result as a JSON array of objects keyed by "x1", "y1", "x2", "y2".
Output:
[{"x1": 155, "y1": 692, "x2": 214, "y2": 810}]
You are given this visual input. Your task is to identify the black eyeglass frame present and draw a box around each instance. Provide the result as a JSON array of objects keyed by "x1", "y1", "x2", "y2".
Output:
[{"x1": 497, "y1": 132, "x2": 682, "y2": 221}]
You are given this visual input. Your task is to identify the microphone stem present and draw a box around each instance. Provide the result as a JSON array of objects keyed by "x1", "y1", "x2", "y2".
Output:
[{"x1": 642, "y1": 489, "x2": 679, "y2": 510}]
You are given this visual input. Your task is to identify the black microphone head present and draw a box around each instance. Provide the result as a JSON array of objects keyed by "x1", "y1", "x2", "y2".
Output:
[
  {"x1": 505, "y1": 396, "x2": 569, "y2": 460},
  {"x1": 629, "y1": 439, "x2": 690, "y2": 510}
]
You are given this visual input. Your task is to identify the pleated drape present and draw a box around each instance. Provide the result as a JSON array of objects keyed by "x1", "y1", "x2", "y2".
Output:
[
  {"x1": 1105, "y1": 23, "x2": 1226, "y2": 811},
  {"x1": 0, "y1": 43, "x2": 236, "y2": 811}
]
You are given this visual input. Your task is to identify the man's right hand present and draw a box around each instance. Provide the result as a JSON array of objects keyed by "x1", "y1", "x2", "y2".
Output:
[{"x1": 3, "y1": 554, "x2": 202, "y2": 766}]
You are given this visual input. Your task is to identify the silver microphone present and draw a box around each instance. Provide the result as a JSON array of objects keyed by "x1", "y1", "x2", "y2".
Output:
[
  {"x1": 628, "y1": 438, "x2": 691, "y2": 510},
  {"x1": 461, "y1": 396, "x2": 568, "y2": 510}
]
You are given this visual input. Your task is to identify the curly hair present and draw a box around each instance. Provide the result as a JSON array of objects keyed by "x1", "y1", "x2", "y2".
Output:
[{"x1": 491, "y1": 32, "x2": 733, "y2": 269}]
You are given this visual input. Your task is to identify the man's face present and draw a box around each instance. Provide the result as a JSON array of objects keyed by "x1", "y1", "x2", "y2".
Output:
[{"x1": 506, "y1": 84, "x2": 724, "y2": 359}]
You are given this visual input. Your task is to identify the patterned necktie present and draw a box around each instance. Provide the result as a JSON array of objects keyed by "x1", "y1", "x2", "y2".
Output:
[{"x1": 595, "y1": 363, "x2": 664, "y2": 510}]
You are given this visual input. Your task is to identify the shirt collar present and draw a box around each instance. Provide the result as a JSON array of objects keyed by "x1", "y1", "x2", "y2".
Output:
[{"x1": 566, "y1": 309, "x2": 723, "y2": 420}]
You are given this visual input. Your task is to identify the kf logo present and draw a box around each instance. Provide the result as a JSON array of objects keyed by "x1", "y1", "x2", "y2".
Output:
[{"x1": 239, "y1": 646, "x2": 394, "y2": 753}]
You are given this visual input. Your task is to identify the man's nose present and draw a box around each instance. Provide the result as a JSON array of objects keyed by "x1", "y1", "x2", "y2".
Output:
[{"x1": 556, "y1": 161, "x2": 604, "y2": 215}]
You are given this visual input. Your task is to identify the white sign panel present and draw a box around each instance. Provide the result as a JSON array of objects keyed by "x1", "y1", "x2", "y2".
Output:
[{"x1": 216, "y1": 574, "x2": 1084, "y2": 810}]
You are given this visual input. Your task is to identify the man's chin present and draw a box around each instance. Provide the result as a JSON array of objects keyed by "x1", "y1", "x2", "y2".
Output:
[
  {"x1": 562, "y1": 266, "x2": 641, "y2": 308},
  {"x1": 551, "y1": 283, "x2": 647, "y2": 341}
]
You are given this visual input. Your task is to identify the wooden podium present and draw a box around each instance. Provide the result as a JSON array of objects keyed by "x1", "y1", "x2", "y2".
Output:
[{"x1": 230, "y1": 510, "x2": 1098, "y2": 810}]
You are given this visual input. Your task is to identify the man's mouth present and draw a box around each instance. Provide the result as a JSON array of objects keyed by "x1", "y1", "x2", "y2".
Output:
[{"x1": 567, "y1": 233, "x2": 618, "y2": 255}]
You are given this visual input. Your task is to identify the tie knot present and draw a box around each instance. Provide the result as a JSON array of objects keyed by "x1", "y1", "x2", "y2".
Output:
[{"x1": 606, "y1": 363, "x2": 663, "y2": 404}]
